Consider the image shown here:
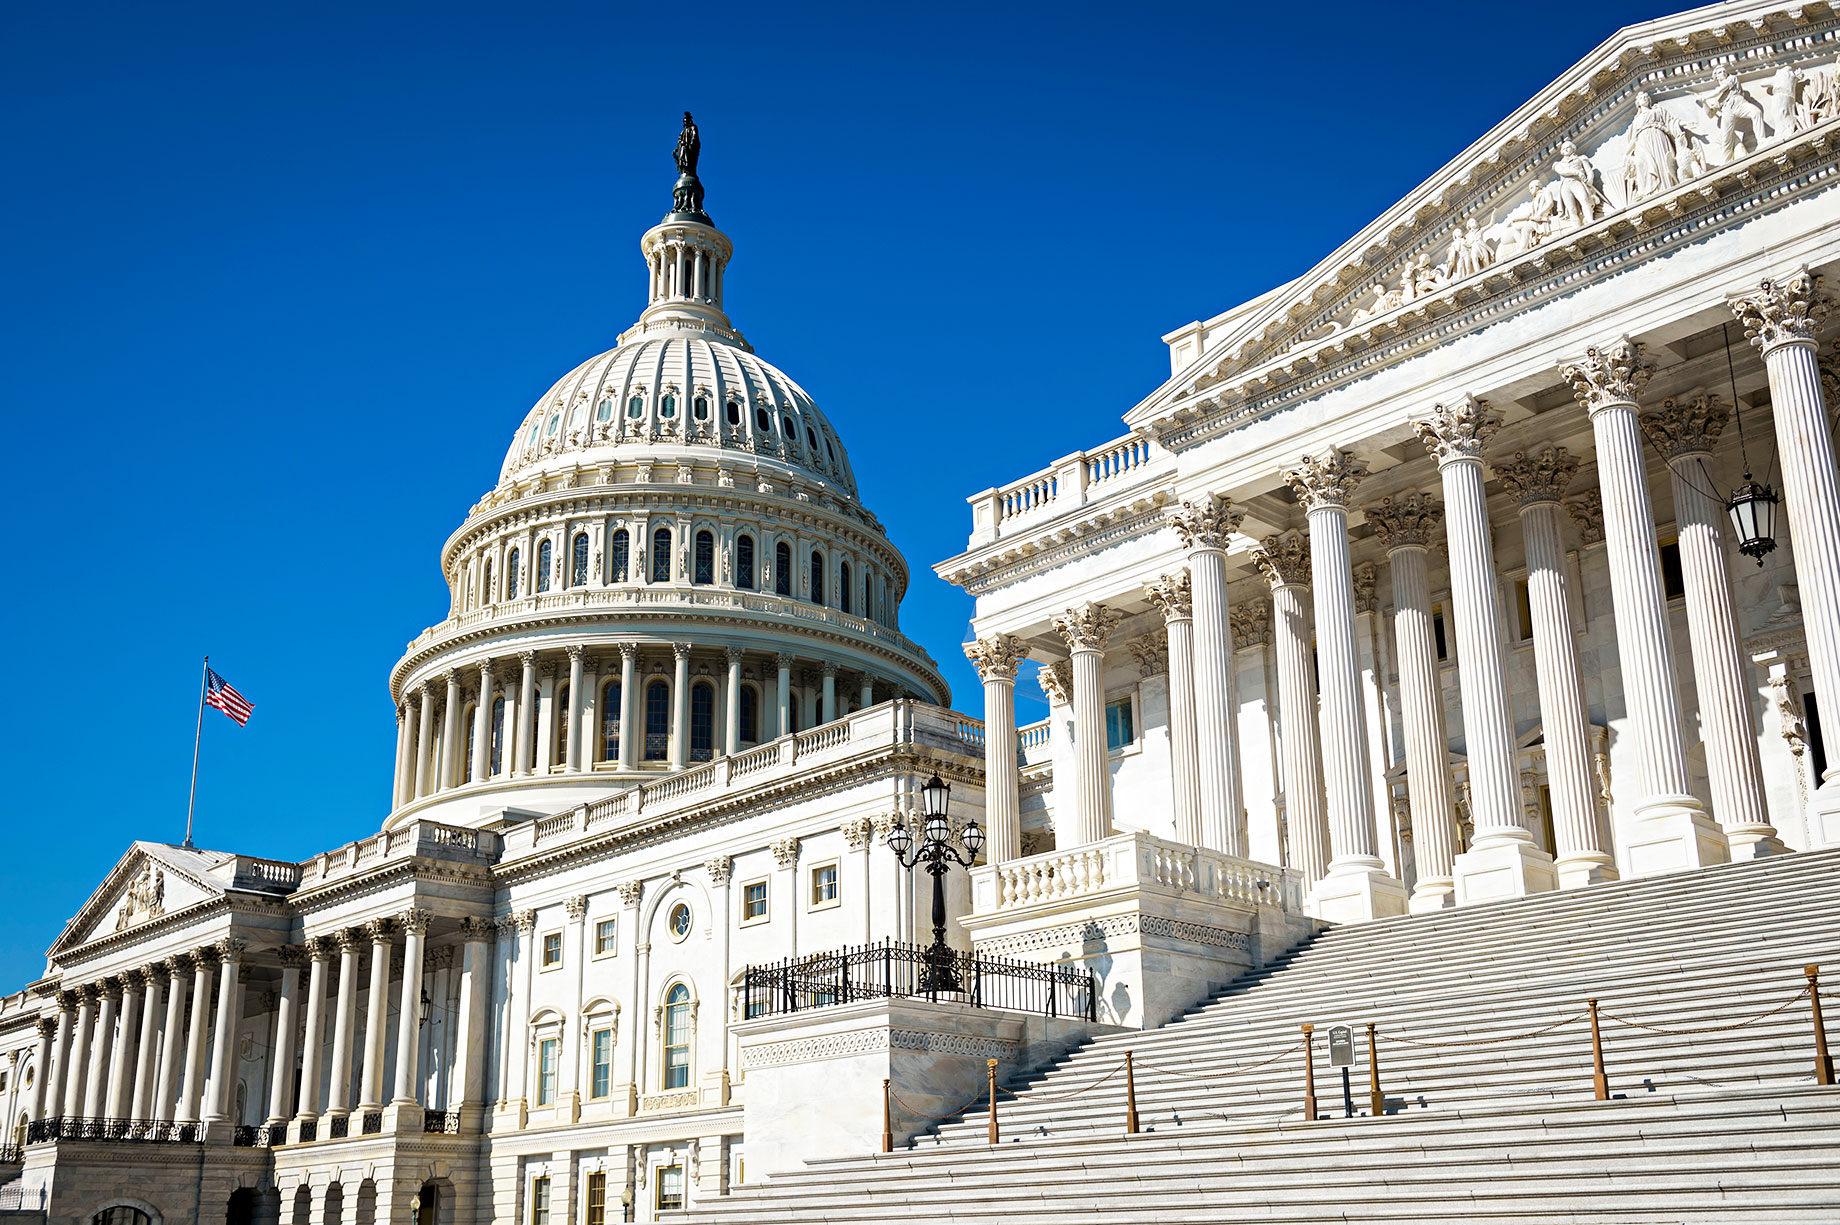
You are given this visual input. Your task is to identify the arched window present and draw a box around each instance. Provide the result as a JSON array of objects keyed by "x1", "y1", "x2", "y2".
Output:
[
  {"x1": 596, "y1": 397, "x2": 613, "y2": 422},
  {"x1": 693, "y1": 395, "x2": 710, "y2": 421},
  {"x1": 690, "y1": 682, "x2": 715, "y2": 762},
  {"x1": 774, "y1": 542, "x2": 792, "y2": 597},
  {"x1": 507, "y1": 548, "x2": 521, "y2": 599},
  {"x1": 725, "y1": 400, "x2": 741, "y2": 426},
  {"x1": 482, "y1": 558, "x2": 494, "y2": 605},
  {"x1": 739, "y1": 685, "x2": 758, "y2": 745},
  {"x1": 864, "y1": 572, "x2": 874, "y2": 621},
  {"x1": 490, "y1": 697, "x2": 505, "y2": 776},
  {"x1": 553, "y1": 684, "x2": 570, "y2": 767},
  {"x1": 782, "y1": 413, "x2": 797, "y2": 439},
  {"x1": 94, "y1": 1210, "x2": 151, "y2": 1225},
  {"x1": 693, "y1": 531, "x2": 714, "y2": 586},
  {"x1": 644, "y1": 680, "x2": 669, "y2": 761},
  {"x1": 652, "y1": 528, "x2": 672, "y2": 583},
  {"x1": 537, "y1": 539, "x2": 553, "y2": 593},
  {"x1": 660, "y1": 393, "x2": 677, "y2": 419},
  {"x1": 627, "y1": 394, "x2": 644, "y2": 419},
  {"x1": 840, "y1": 562, "x2": 853, "y2": 614},
  {"x1": 601, "y1": 680, "x2": 621, "y2": 762},
  {"x1": 610, "y1": 529, "x2": 629, "y2": 582},
  {"x1": 810, "y1": 550, "x2": 825, "y2": 605},
  {"x1": 735, "y1": 535, "x2": 755, "y2": 590},
  {"x1": 806, "y1": 426, "x2": 819, "y2": 449},
  {"x1": 463, "y1": 703, "x2": 477, "y2": 776},
  {"x1": 662, "y1": 984, "x2": 692, "y2": 1089},
  {"x1": 755, "y1": 405, "x2": 772, "y2": 432},
  {"x1": 545, "y1": 411, "x2": 561, "y2": 438},
  {"x1": 572, "y1": 533, "x2": 589, "y2": 587}
]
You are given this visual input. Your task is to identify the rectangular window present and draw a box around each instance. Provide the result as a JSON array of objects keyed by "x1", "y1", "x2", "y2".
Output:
[
  {"x1": 1515, "y1": 579, "x2": 1534, "y2": 642},
  {"x1": 1432, "y1": 607, "x2": 1449, "y2": 662},
  {"x1": 584, "y1": 1173, "x2": 606, "y2": 1225},
  {"x1": 656, "y1": 1165, "x2": 684, "y2": 1212},
  {"x1": 810, "y1": 863, "x2": 839, "y2": 907},
  {"x1": 537, "y1": 1038, "x2": 558, "y2": 1105},
  {"x1": 742, "y1": 880, "x2": 768, "y2": 922},
  {"x1": 1659, "y1": 539, "x2": 1686, "y2": 601},
  {"x1": 541, "y1": 932, "x2": 562, "y2": 968},
  {"x1": 1105, "y1": 697, "x2": 1135, "y2": 751},
  {"x1": 590, "y1": 1028, "x2": 612, "y2": 1099},
  {"x1": 594, "y1": 918, "x2": 617, "y2": 955},
  {"x1": 530, "y1": 1177, "x2": 551, "y2": 1225}
]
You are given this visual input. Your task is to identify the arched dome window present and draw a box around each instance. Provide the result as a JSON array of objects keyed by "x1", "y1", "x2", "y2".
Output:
[
  {"x1": 755, "y1": 406, "x2": 772, "y2": 432},
  {"x1": 490, "y1": 696, "x2": 506, "y2": 776},
  {"x1": 596, "y1": 397, "x2": 614, "y2": 422},
  {"x1": 864, "y1": 571, "x2": 874, "y2": 621},
  {"x1": 644, "y1": 681, "x2": 669, "y2": 761},
  {"x1": 690, "y1": 682, "x2": 715, "y2": 762},
  {"x1": 693, "y1": 395, "x2": 710, "y2": 421},
  {"x1": 651, "y1": 528, "x2": 672, "y2": 583},
  {"x1": 782, "y1": 413, "x2": 797, "y2": 439},
  {"x1": 735, "y1": 535, "x2": 755, "y2": 590},
  {"x1": 739, "y1": 685, "x2": 758, "y2": 745},
  {"x1": 693, "y1": 531, "x2": 715, "y2": 586},
  {"x1": 810, "y1": 550, "x2": 825, "y2": 605},
  {"x1": 568, "y1": 403, "x2": 587, "y2": 432},
  {"x1": 840, "y1": 562, "x2": 853, "y2": 614},
  {"x1": 507, "y1": 547, "x2": 521, "y2": 599},
  {"x1": 610, "y1": 529, "x2": 630, "y2": 582},
  {"x1": 662, "y1": 983, "x2": 692, "y2": 1089},
  {"x1": 464, "y1": 702, "x2": 477, "y2": 775},
  {"x1": 725, "y1": 400, "x2": 742, "y2": 427},
  {"x1": 553, "y1": 683, "x2": 571, "y2": 767},
  {"x1": 774, "y1": 542, "x2": 792, "y2": 597},
  {"x1": 660, "y1": 393, "x2": 678, "y2": 419},
  {"x1": 627, "y1": 395, "x2": 645, "y2": 419},
  {"x1": 482, "y1": 558, "x2": 494, "y2": 605},
  {"x1": 601, "y1": 679, "x2": 621, "y2": 762},
  {"x1": 572, "y1": 534, "x2": 589, "y2": 587},
  {"x1": 537, "y1": 540, "x2": 553, "y2": 593},
  {"x1": 805, "y1": 426, "x2": 818, "y2": 449},
  {"x1": 545, "y1": 411, "x2": 561, "y2": 437},
  {"x1": 825, "y1": 435, "x2": 838, "y2": 463}
]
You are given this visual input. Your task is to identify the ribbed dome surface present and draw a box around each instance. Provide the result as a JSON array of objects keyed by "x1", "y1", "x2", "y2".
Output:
[{"x1": 498, "y1": 336, "x2": 857, "y2": 494}]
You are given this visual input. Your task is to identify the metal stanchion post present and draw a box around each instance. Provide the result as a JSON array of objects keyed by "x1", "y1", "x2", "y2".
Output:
[
  {"x1": 1124, "y1": 1052, "x2": 1138, "y2": 1135},
  {"x1": 881, "y1": 1078, "x2": 893, "y2": 1153},
  {"x1": 1301, "y1": 1024, "x2": 1318, "y2": 1122},
  {"x1": 1587, "y1": 998, "x2": 1608, "y2": 1101},
  {"x1": 1365, "y1": 1021, "x2": 1383, "y2": 1118},
  {"x1": 1807, "y1": 966, "x2": 1834, "y2": 1087},
  {"x1": 986, "y1": 1058, "x2": 999, "y2": 1145}
]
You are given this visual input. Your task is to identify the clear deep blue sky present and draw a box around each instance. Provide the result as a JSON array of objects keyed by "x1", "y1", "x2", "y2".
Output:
[{"x1": 0, "y1": 0, "x2": 1675, "y2": 986}]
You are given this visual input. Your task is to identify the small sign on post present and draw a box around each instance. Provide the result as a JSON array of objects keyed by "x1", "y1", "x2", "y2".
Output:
[{"x1": 1328, "y1": 1025, "x2": 1356, "y2": 1118}]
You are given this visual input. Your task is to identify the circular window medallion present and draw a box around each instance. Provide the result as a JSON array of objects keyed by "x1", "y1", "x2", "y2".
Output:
[{"x1": 668, "y1": 902, "x2": 692, "y2": 940}]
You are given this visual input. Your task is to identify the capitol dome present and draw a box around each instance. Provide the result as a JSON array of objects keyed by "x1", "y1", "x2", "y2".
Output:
[{"x1": 383, "y1": 118, "x2": 948, "y2": 830}]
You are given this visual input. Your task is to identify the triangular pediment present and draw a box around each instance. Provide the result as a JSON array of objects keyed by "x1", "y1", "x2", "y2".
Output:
[
  {"x1": 49, "y1": 842, "x2": 234, "y2": 958},
  {"x1": 1127, "y1": 0, "x2": 1840, "y2": 435}
]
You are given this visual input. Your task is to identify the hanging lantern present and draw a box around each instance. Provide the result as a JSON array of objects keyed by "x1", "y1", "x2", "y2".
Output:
[{"x1": 1727, "y1": 475, "x2": 1779, "y2": 564}]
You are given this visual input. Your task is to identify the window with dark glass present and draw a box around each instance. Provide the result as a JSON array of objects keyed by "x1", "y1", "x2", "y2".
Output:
[
  {"x1": 537, "y1": 540, "x2": 553, "y2": 593},
  {"x1": 483, "y1": 559, "x2": 494, "y2": 604},
  {"x1": 596, "y1": 398, "x2": 613, "y2": 422},
  {"x1": 1659, "y1": 539, "x2": 1686, "y2": 601},
  {"x1": 660, "y1": 393, "x2": 677, "y2": 419},
  {"x1": 735, "y1": 535, "x2": 755, "y2": 590},
  {"x1": 782, "y1": 414, "x2": 797, "y2": 439},
  {"x1": 530, "y1": 1176, "x2": 550, "y2": 1225},
  {"x1": 589, "y1": 1031, "x2": 612, "y2": 1101},
  {"x1": 756, "y1": 405, "x2": 772, "y2": 431},
  {"x1": 464, "y1": 704, "x2": 476, "y2": 775},
  {"x1": 536, "y1": 1039, "x2": 558, "y2": 1105},
  {"x1": 652, "y1": 528, "x2": 672, "y2": 582},
  {"x1": 508, "y1": 548, "x2": 521, "y2": 599},
  {"x1": 572, "y1": 534, "x2": 589, "y2": 587},
  {"x1": 585, "y1": 1172, "x2": 607, "y2": 1225},
  {"x1": 627, "y1": 395, "x2": 644, "y2": 419},
  {"x1": 693, "y1": 395, "x2": 709, "y2": 420},
  {"x1": 645, "y1": 680, "x2": 669, "y2": 761},
  {"x1": 805, "y1": 426, "x2": 818, "y2": 449},
  {"x1": 774, "y1": 542, "x2": 792, "y2": 596},
  {"x1": 739, "y1": 685, "x2": 758, "y2": 743},
  {"x1": 693, "y1": 530, "x2": 714, "y2": 586},
  {"x1": 726, "y1": 400, "x2": 741, "y2": 426},
  {"x1": 690, "y1": 682, "x2": 715, "y2": 762},
  {"x1": 1106, "y1": 697, "x2": 1135, "y2": 751},
  {"x1": 840, "y1": 562, "x2": 853, "y2": 614},
  {"x1": 491, "y1": 697, "x2": 505, "y2": 776},
  {"x1": 809, "y1": 550, "x2": 825, "y2": 605},
  {"x1": 601, "y1": 680, "x2": 620, "y2": 762},
  {"x1": 610, "y1": 529, "x2": 629, "y2": 582},
  {"x1": 662, "y1": 985, "x2": 692, "y2": 1089},
  {"x1": 553, "y1": 684, "x2": 570, "y2": 766}
]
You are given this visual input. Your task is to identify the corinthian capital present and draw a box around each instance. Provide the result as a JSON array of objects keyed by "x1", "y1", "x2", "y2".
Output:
[
  {"x1": 1730, "y1": 267, "x2": 1831, "y2": 353},
  {"x1": 1413, "y1": 395, "x2": 1502, "y2": 464},
  {"x1": 1492, "y1": 446, "x2": 1581, "y2": 507},
  {"x1": 1638, "y1": 394, "x2": 1730, "y2": 460},
  {"x1": 1146, "y1": 571, "x2": 1192, "y2": 622},
  {"x1": 1164, "y1": 494, "x2": 1242, "y2": 551},
  {"x1": 1560, "y1": 336, "x2": 1654, "y2": 411},
  {"x1": 1038, "y1": 660, "x2": 1073, "y2": 706},
  {"x1": 1282, "y1": 449, "x2": 1367, "y2": 510},
  {"x1": 1364, "y1": 492, "x2": 1444, "y2": 548},
  {"x1": 964, "y1": 634, "x2": 1029, "y2": 682},
  {"x1": 1230, "y1": 602, "x2": 1271, "y2": 647},
  {"x1": 1564, "y1": 491, "x2": 1606, "y2": 545},
  {"x1": 1053, "y1": 602, "x2": 1124, "y2": 653},
  {"x1": 1251, "y1": 531, "x2": 1311, "y2": 588}
]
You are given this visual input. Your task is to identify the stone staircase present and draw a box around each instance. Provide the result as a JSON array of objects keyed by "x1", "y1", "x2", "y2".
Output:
[{"x1": 694, "y1": 848, "x2": 1840, "y2": 1222}]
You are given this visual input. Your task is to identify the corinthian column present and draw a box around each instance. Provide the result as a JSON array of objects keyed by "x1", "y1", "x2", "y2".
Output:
[
  {"x1": 391, "y1": 909, "x2": 432, "y2": 1109},
  {"x1": 1367, "y1": 493, "x2": 1460, "y2": 911},
  {"x1": 439, "y1": 668, "x2": 463, "y2": 790},
  {"x1": 1639, "y1": 395, "x2": 1784, "y2": 858},
  {"x1": 413, "y1": 682, "x2": 436, "y2": 799},
  {"x1": 1494, "y1": 447, "x2": 1618, "y2": 888},
  {"x1": 1165, "y1": 495, "x2": 1247, "y2": 856},
  {"x1": 1561, "y1": 339, "x2": 1726, "y2": 873},
  {"x1": 203, "y1": 939, "x2": 243, "y2": 1125},
  {"x1": 565, "y1": 646, "x2": 586, "y2": 771},
  {"x1": 1053, "y1": 602, "x2": 1124, "y2": 846},
  {"x1": 514, "y1": 650, "x2": 538, "y2": 777},
  {"x1": 964, "y1": 635, "x2": 1030, "y2": 863},
  {"x1": 471, "y1": 660, "x2": 495, "y2": 783},
  {"x1": 1414, "y1": 397, "x2": 1557, "y2": 902},
  {"x1": 294, "y1": 938, "x2": 330, "y2": 1123},
  {"x1": 1283, "y1": 452, "x2": 1406, "y2": 921},
  {"x1": 1252, "y1": 533, "x2": 1330, "y2": 891},
  {"x1": 1147, "y1": 573, "x2": 1202, "y2": 846},
  {"x1": 1731, "y1": 268, "x2": 1840, "y2": 846},
  {"x1": 392, "y1": 703, "x2": 412, "y2": 808},
  {"x1": 357, "y1": 919, "x2": 394, "y2": 1112}
]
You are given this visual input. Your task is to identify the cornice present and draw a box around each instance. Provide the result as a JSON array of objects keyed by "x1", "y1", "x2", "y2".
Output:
[
  {"x1": 935, "y1": 484, "x2": 1175, "y2": 595},
  {"x1": 286, "y1": 857, "x2": 498, "y2": 917}
]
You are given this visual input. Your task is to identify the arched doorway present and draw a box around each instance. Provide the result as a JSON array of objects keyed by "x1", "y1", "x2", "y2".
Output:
[
  {"x1": 225, "y1": 1189, "x2": 256, "y2": 1225},
  {"x1": 92, "y1": 1209, "x2": 151, "y2": 1225}
]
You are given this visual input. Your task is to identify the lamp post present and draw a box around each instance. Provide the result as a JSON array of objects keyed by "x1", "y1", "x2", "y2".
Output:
[{"x1": 885, "y1": 772, "x2": 984, "y2": 993}]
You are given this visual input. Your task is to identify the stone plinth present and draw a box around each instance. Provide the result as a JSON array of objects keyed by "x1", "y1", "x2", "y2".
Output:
[
  {"x1": 961, "y1": 831, "x2": 1318, "y2": 1029},
  {"x1": 732, "y1": 999, "x2": 1113, "y2": 1178}
]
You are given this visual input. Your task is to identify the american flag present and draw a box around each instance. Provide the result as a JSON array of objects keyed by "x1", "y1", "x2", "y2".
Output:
[{"x1": 204, "y1": 667, "x2": 254, "y2": 726}]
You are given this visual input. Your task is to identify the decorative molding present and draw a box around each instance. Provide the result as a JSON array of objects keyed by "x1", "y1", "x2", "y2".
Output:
[
  {"x1": 616, "y1": 880, "x2": 644, "y2": 907},
  {"x1": 1038, "y1": 660, "x2": 1073, "y2": 707},
  {"x1": 741, "y1": 1026, "x2": 1021, "y2": 1070},
  {"x1": 771, "y1": 837, "x2": 802, "y2": 869},
  {"x1": 564, "y1": 896, "x2": 588, "y2": 921},
  {"x1": 704, "y1": 855, "x2": 734, "y2": 885},
  {"x1": 1127, "y1": 629, "x2": 1169, "y2": 677},
  {"x1": 1564, "y1": 491, "x2": 1606, "y2": 545},
  {"x1": 974, "y1": 913, "x2": 1252, "y2": 959},
  {"x1": 1352, "y1": 562, "x2": 1379, "y2": 615},
  {"x1": 1230, "y1": 602, "x2": 1272, "y2": 648}
]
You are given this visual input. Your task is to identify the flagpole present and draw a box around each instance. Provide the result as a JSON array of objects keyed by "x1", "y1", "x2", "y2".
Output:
[{"x1": 184, "y1": 656, "x2": 207, "y2": 849}]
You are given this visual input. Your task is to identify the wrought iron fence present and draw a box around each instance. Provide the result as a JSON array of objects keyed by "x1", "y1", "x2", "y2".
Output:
[
  {"x1": 24, "y1": 1117, "x2": 200, "y2": 1145},
  {"x1": 230, "y1": 1124, "x2": 287, "y2": 1148},
  {"x1": 0, "y1": 1142, "x2": 20, "y2": 1164},
  {"x1": 298, "y1": 1118, "x2": 318, "y2": 1143},
  {"x1": 327, "y1": 1116, "x2": 349, "y2": 1139},
  {"x1": 422, "y1": 1109, "x2": 462, "y2": 1135},
  {"x1": 741, "y1": 940, "x2": 1096, "y2": 1021},
  {"x1": 360, "y1": 1112, "x2": 383, "y2": 1136}
]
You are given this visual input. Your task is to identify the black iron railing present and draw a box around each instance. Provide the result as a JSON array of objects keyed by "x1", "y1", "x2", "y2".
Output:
[
  {"x1": 0, "y1": 1142, "x2": 21, "y2": 1164},
  {"x1": 24, "y1": 1117, "x2": 200, "y2": 1145},
  {"x1": 327, "y1": 1116, "x2": 350, "y2": 1139},
  {"x1": 230, "y1": 1124, "x2": 287, "y2": 1148},
  {"x1": 741, "y1": 939, "x2": 1096, "y2": 1021},
  {"x1": 422, "y1": 1109, "x2": 462, "y2": 1135},
  {"x1": 298, "y1": 1118, "x2": 318, "y2": 1142},
  {"x1": 360, "y1": 1112, "x2": 383, "y2": 1136}
]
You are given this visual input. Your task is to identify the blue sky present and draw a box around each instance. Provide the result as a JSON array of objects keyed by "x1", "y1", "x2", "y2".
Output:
[{"x1": 0, "y1": 0, "x2": 1676, "y2": 986}]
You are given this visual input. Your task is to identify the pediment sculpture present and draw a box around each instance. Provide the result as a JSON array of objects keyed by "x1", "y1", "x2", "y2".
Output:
[{"x1": 114, "y1": 865, "x2": 166, "y2": 931}]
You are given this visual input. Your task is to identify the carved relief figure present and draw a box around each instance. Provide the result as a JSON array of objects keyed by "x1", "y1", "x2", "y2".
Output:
[
  {"x1": 1698, "y1": 66, "x2": 1767, "y2": 162},
  {"x1": 1621, "y1": 91, "x2": 1692, "y2": 203},
  {"x1": 1801, "y1": 56, "x2": 1840, "y2": 127},
  {"x1": 1760, "y1": 64, "x2": 1807, "y2": 140},
  {"x1": 1443, "y1": 217, "x2": 1493, "y2": 280},
  {"x1": 1549, "y1": 140, "x2": 1608, "y2": 229},
  {"x1": 115, "y1": 866, "x2": 166, "y2": 931}
]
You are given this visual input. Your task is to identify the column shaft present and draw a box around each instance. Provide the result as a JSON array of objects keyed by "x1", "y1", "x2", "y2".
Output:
[
  {"x1": 107, "y1": 984, "x2": 140, "y2": 1119},
  {"x1": 178, "y1": 963, "x2": 213, "y2": 1124},
  {"x1": 296, "y1": 950, "x2": 328, "y2": 1120},
  {"x1": 391, "y1": 917, "x2": 428, "y2": 1106},
  {"x1": 725, "y1": 652, "x2": 742, "y2": 754},
  {"x1": 515, "y1": 654, "x2": 538, "y2": 777},
  {"x1": 266, "y1": 961, "x2": 300, "y2": 1124},
  {"x1": 441, "y1": 671, "x2": 463, "y2": 789},
  {"x1": 566, "y1": 650, "x2": 586, "y2": 771},
  {"x1": 1054, "y1": 604, "x2": 1122, "y2": 846},
  {"x1": 776, "y1": 658, "x2": 792, "y2": 737},
  {"x1": 1190, "y1": 550, "x2": 1245, "y2": 855},
  {"x1": 1387, "y1": 542, "x2": 1460, "y2": 909},
  {"x1": 131, "y1": 971, "x2": 165, "y2": 1118},
  {"x1": 456, "y1": 931, "x2": 490, "y2": 1110},
  {"x1": 83, "y1": 990, "x2": 116, "y2": 1118},
  {"x1": 1164, "y1": 612, "x2": 1202, "y2": 847},
  {"x1": 670, "y1": 646, "x2": 690, "y2": 768},
  {"x1": 471, "y1": 666, "x2": 494, "y2": 782},
  {"x1": 1307, "y1": 503, "x2": 1382, "y2": 867},
  {"x1": 203, "y1": 947, "x2": 240, "y2": 1123},
  {"x1": 1273, "y1": 576, "x2": 1328, "y2": 885},
  {"x1": 326, "y1": 940, "x2": 359, "y2": 1116},
  {"x1": 153, "y1": 970, "x2": 186, "y2": 1122},
  {"x1": 358, "y1": 928, "x2": 392, "y2": 1110}
]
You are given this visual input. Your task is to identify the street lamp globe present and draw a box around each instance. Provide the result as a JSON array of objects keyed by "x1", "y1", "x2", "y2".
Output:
[
  {"x1": 886, "y1": 821, "x2": 912, "y2": 858},
  {"x1": 921, "y1": 772, "x2": 950, "y2": 818},
  {"x1": 961, "y1": 818, "x2": 986, "y2": 859},
  {"x1": 1727, "y1": 476, "x2": 1780, "y2": 563}
]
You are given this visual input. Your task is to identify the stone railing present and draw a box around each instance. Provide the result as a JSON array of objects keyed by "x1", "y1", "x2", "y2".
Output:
[
  {"x1": 304, "y1": 820, "x2": 503, "y2": 888},
  {"x1": 968, "y1": 431, "x2": 1171, "y2": 546},
  {"x1": 504, "y1": 701, "x2": 986, "y2": 859},
  {"x1": 212, "y1": 856, "x2": 303, "y2": 893},
  {"x1": 969, "y1": 830, "x2": 1302, "y2": 915}
]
